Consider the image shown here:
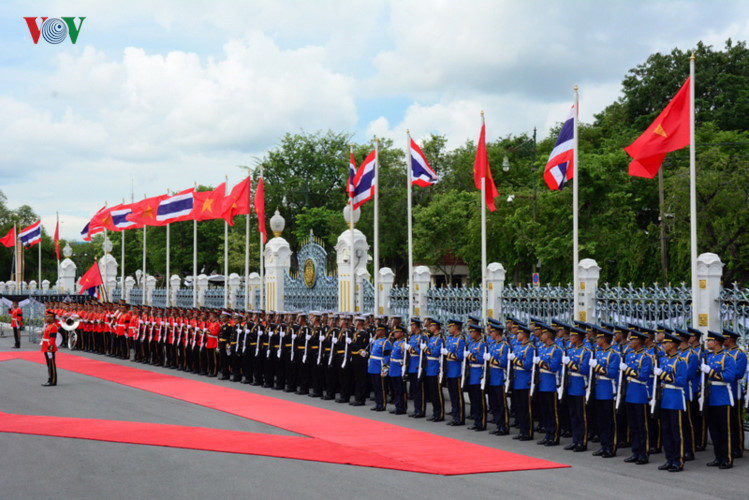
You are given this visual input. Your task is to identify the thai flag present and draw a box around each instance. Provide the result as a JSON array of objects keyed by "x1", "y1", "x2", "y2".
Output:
[
  {"x1": 19, "y1": 220, "x2": 42, "y2": 247},
  {"x1": 348, "y1": 151, "x2": 357, "y2": 198},
  {"x1": 352, "y1": 150, "x2": 376, "y2": 209},
  {"x1": 544, "y1": 104, "x2": 575, "y2": 190},
  {"x1": 410, "y1": 139, "x2": 438, "y2": 187},
  {"x1": 111, "y1": 206, "x2": 138, "y2": 230},
  {"x1": 156, "y1": 189, "x2": 195, "y2": 223}
]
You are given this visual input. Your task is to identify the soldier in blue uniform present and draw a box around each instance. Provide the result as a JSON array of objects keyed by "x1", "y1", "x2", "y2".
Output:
[
  {"x1": 687, "y1": 327, "x2": 707, "y2": 451},
  {"x1": 388, "y1": 324, "x2": 408, "y2": 415},
  {"x1": 622, "y1": 328, "x2": 652, "y2": 465},
  {"x1": 424, "y1": 319, "x2": 445, "y2": 422},
  {"x1": 702, "y1": 330, "x2": 736, "y2": 469},
  {"x1": 655, "y1": 331, "x2": 687, "y2": 472},
  {"x1": 562, "y1": 326, "x2": 590, "y2": 451},
  {"x1": 407, "y1": 317, "x2": 427, "y2": 418},
  {"x1": 444, "y1": 319, "x2": 466, "y2": 426},
  {"x1": 536, "y1": 323, "x2": 563, "y2": 446},
  {"x1": 675, "y1": 328, "x2": 698, "y2": 462},
  {"x1": 553, "y1": 320, "x2": 572, "y2": 438},
  {"x1": 511, "y1": 325, "x2": 535, "y2": 441},
  {"x1": 485, "y1": 319, "x2": 509, "y2": 435},
  {"x1": 591, "y1": 326, "x2": 620, "y2": 458},
  {"x1": 723, "y1": 329, "x2": 746, "y2": 459},
  {"x1": 465, "y1": 323, "x2": 487, "y2": 430},
  {"x1": 365, "y1": 322, "x2": 391, "y2": 411}
]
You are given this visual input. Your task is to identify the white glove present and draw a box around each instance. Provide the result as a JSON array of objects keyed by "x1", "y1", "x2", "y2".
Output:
[
  {"x1": 279, "y1": 331, "x2": 285, "y2": 338},
  {"x1": 305, "y1": 334, "x2": 312, "y2": 341},
  {"x1": 508, "y1": 353, "x2": 516, "y2": 361},
  {"x1": 533, "y1": 356, "x2": 540, "y2": 364},
  {"x1": 420, "y1": 342, "x2": 427, "y2": 351},
  {"x1": 291, "y1": 334, "x2": 297, "y2": 341},
  {"x1": 331, "y1": 336, "x2": 337, "y2": 344},
  {"x1": 654, "y1": 367, "x2": 663, "y2": 376},
  {"x1": 381, "y1": 367, "x2": 388, "y2": 377},
  {"x1": 463, "y1": 350, "x2": 471, "y2": 358},
  {"x1": 440, "y1": 347, "x2": 448, "y2": 356},
  {"x1": 346, "y1": 337, "x2": 352, "y2": 345},
  {"x1": 590, "y1": 359, "x2": 598, "y2": 368},
  {"x1": 700, "y1": 363, "x2": 711, "y2": 374},
  {"x1": 562, "y1": 355, "x2": 571, "y2": 364},
  {"x1": 360, "y1": 350, "x2": 368, "y2": 358},
  {"x1": 619, "y1": 363, "x2": 628, "y2": 372},
  {"x1": 483, "y1": 352, "x2": 491, "y2": 362}
]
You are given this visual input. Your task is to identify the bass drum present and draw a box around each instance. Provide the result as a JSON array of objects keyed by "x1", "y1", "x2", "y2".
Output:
[{"x1": 67, "y1": 329, "x2": 77, "y2": 350}]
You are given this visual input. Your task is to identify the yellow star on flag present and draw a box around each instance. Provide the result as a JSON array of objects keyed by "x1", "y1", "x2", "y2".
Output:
[
  {"x1": 201, "y1": 198, "x2": 214, "y2": 213},
  {"x1": 653, "y1": 123, "x2": 667, "y2": 138}
]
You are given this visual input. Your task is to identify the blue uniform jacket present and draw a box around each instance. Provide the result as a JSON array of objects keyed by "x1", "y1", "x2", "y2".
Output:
[
  {"x1": 565, "y1": 345, "x2": 591, "y2": 397},
  {"x1": 488, "y1": 341, "x2": 509, "y2": 387},
  {"x1": 594, "y1": 347, "x2": 620, "y2": 401},
  {"x1": 512, "y1": 343, "x2": 534, "y2": 390},
  {"x1": 445, "y1": 334, "x2": 466, "y2": 379},
  {"x1": 727, "y1": 346, "x2": 747, "y2": 400},
  {"x1": 367, "y1": 337, "x2": 391, "y2": 374},
  {"x1": 424, "y1": 335, "x2": 443, "y2": 377},
  {"x1": 658, "y1": 353, "x2": 687, "y2": 411},
  {"x1": 466, "y1": 339, "x2": 485, "y2": 385},
  {"x1": 407, "y1": 332, "x2": 427, "y2": 374},
  {"x1": 624, "y1": 348, "x2": 652, "y2": 405},
  {"x1": 388, "y1": 338, "x2": 407, "y2": 378},
  {"x1": 706, "y1": 350, "x2": 736, "y2": 407},
  {"x1": 537, "y1": 343, "x2": 562, "y2": 393},
  {"x1": 679, "y1": 347, "x2": 698, "y2": 402}
]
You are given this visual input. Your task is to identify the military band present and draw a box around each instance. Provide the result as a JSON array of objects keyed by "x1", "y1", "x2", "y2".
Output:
[{"x1": 37, "y1": 299, "x2": 747, "y2": 472}]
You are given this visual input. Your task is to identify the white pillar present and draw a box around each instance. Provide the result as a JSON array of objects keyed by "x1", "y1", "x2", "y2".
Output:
[
  {"x1": 98, "y1": 253, "x2": 118, "y2": 301},
  {"x1": 6, "y1": 281, "x2": 17, "y2": 294},
  {"x1": 378, "y1": 267, "x2": 395, "y2": 315},
  {"x1": 228, "y1": 273, "x2": 242, "y2": 309},
  {"x1": 356, "y1": 267, "x2": 371, "y2": 314},
  {"x1": 124, "y1": 276, "x2": 135, "y2": 303},
  {"x1": 197, "y1": 274, "x2": 209, "y2": 308},
  {"x1": 486, "y1": 262, "x2": 506, "y2": 320},
  {"x1": 249, "y1": 272, "x2": 261, "y2": 310},
  {"x1": 169, "y1": 275, "x2": 181, "y2": 307},
  {"x1": 29, "y1": 280, "x2": 38, "y2": 292},
  {"x1": 413, "y1": 265, "x2": 431, "y2": 317},
  {"x1": 336, "y1": 225, "x2": 370, "y2": 313},
  {"x1": 106, "y1": 277, "x2": 117, "y2": 298},
  {"x1": 264, "y1": 237, "x2": 291, "y2": 312},
  {"x1": 694, "y1": 252, "x2": 723, "y2": 333},
  {"x1": 58, "y1": 244, "x2": 77, "y2": 293},
  {"x1": 145, "y1": 275, "x2": 157, "y2": 306},
  {"x1": 42, "y1": 280, "x2": 50, "y2": 293},
  {"x1": 577, "y1": 258, "x2": 600, "y2": 324}
]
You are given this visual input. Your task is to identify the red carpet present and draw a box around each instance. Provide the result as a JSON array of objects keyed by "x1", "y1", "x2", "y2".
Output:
[{"x1": 0, "y1": 351, "x2": 568, "y2": 475}]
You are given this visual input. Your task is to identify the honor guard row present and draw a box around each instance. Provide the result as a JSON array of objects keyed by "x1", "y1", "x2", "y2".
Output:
[{"x1": 44, "y1": 301, "x2": 747, "y2": 471}]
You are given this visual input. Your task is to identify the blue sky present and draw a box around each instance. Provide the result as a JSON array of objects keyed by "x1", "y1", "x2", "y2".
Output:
[{"x1": 0, "y1": 0, "x2": 747, "y2": 241}]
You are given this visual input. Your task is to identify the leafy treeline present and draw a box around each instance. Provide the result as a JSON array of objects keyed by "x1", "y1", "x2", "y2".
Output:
[{"x1": 3, "y1": 40, "x2": 748, "y2": 287}]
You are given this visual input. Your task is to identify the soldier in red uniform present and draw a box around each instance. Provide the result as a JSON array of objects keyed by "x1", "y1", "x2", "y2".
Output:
[
  {"x1": 10, "y1": 301, "x2": 23, "y2": 348},
  {"x1": 41, "y1": 310, "x2": 58, "y2": 386}
]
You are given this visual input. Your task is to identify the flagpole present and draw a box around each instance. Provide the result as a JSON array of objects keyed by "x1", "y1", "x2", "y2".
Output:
[
  {"x1": 56, "y1": 211, "x2": 60, "y2": 278},
  {"x1": 259, "y1": 166, "x2": 265, "y2": 311},
  {"x1": 120, "y1": 200, "x2": 125, "y2": 299},
  {"x1": 142, "y1": 197, "x2": 147, "y2": 305},
  {"x1": 38, "y1": 226, "x2": 41, "y2": 291},
  {"x1": 406, "y1": 130, "x2": 414, "y2": 319},
  {"x1": 689, "y1": 54, "x2": 698, "y2": 329},
  {"x1": 373, "y1": 136, "x2": 379, "y2": 315},
  {"x1": 480, "y1": 112, "x2": 487, "y2": 326},
  {"x1": 193, "y1": 218, "x2": 197, "y2": 308},
  {"x1": 224, "y1": 177, "x2": 229, "y2": 309},
  {"x1": 573, "y1": 85, "x2": 580, "y2": 321},
  {"x1": 13, "y1": 223, "x2": 17, "y2": 284},
  {"x1": 245, "y1": 174, "x2": 251, "y2": 311},
  {"x1": 349, "y1": 144, "x2": 356, "y2": 314},
  {"x1": 166, "y1": 222, "x2": 171, "y2": 307}
]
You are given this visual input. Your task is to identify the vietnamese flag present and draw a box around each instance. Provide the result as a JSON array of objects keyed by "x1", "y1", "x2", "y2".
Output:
[
  {"x1": 126, "y1": 194, "x2": 168, "y2": 226},
  {"x1": 254, "y1": 177, "x2": 267, "y2": 243},
  {"x1": 625, "y1": 77, "x2": 690, "y2": 178},
  {"x1": 78, "y1": 261, "x2": 104, "y2": 294},
  {"x1": 221, "y1": 176, "x2": 251, "y2": 225},
  {"x1": 193, "y1": 183, "x2": 228, "y2": 222},
  {"x1": 474, "y1": 122, "x2": 499, "y2": 212},
  {"x1": 0, "y1": 226, "x2": 15, "y2": 248}
]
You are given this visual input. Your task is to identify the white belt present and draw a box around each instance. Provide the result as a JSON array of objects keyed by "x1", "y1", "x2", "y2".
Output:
[
  {"x1": 598, "y1": 376, "x2": 614, "y2": 382},
  {"x1": 663, "y1": 384, "x2": 684, "y2": 391},
  {"x1": 628, "y1": 378, "x2": 647, "y2": 385},
  {"x1": 427, "y1": 356, "x2": 440, "y2": 361},
  {"x1": 391, "y1": 358, "x2": 405, "y2": 364},
  {"x1": 711, "y1": 381, "x2": 730, "y2": 387},
  {"x1": 540, "y1": 369, "x2": 556, "y2": 375},
  {"x1": 370, "y1": 355, "x2": 383, "y2": 361},
  {"x1": 570, "y1": 372, "x2": 585, "y2": 378},
  {"x1": 470, "y1": 363, "x2": 483, "y2": 368}
]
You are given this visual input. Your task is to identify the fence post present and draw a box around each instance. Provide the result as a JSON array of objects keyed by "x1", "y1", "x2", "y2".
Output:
[
  {"x1": 145, "y1": 275, "x2": 156, "y2": 306},
  {"x1": 356, "y1": 268, "x2": 370, "y2": 314},
  {"x1": 413, "y1": 266, "x2": 431, "y2": 317},
  {"x1": 59, "y1": 244, "x2": 77, "y2": 293},
  {"x1": 228, "y1": 273, "x2": 241, "y2": 309},
  {"x1": 169, "y1": 275, "x2": 181, "y2": 307},
  {"x1": 124, "y1": 276, "x2": 135, "y2": 303},
  {"x1": 378, "y1": 267, "x2": 395, "y2": 315},
  {"x1": 249, "y1": 272, "x2": 261, "y2": 310},
  {"x1": 578, "y1": 258, "x2": 600, "y2": 323},
  {"x1": 486, "y1": 262, "x2": 506, "y2": 320},
  {"x1": 694, "y1": 252, "x2": 723, "y2": 333},
  {"x1": 335, "y1": 206, "x2": 369, "y2": 313},
  {"x1": 197, "y1": 274, "x2": 208, "y2": 307},
  {"x1": 265, "y1": 210, "x2": 292, "y2": 312}
]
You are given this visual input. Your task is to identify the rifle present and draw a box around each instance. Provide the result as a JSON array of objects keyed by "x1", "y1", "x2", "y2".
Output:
[
  {"x1": 529, "y1": 344, "x2": 538, "y2": 398},
  {"x1": 277, "y1": 324, "x2": 284, "y2": 359},
  {"x1": 417, "y1": 334, "x2": 425, "y2": 379},
  {"x1": 342, "y1": 329, "x2": 350, "y2": 369},
  {"x1": 480, "y1": 339, "x2": 488, "y2": 391},
  {"x1": 615, "y1": 347, "x2": 626, "y2": 410},
  {"x1": 438, "y1": 335, "x2": 445, "y2": 384},
  {"x1": 460, "y1": 334, "x2": 468, "y2": 390},
  {"x1": 290, "y1": 324, "x2": 297, "y2": 362},
  {"x1": 585, "y1": 354, "x2": 596, "y2": 403},
  {"x1": 504, "y1": 341, "x2": 513, "y2": 394},
  {"x1": 301, "y1": 326, "x2": 310, "y2": 364},
  {"x1": 557, "y1": 344, "x2": 567, "y2": 401},
  {"x1": 401, "y1": 337, "x2": 408, "y2": 380},
  {"x1": 698, "y1": 344, "x2": 707, "y2": 411},
  {"x1": 328, "y1": 327, "x2": 338, "y2": 366},
  {"x1": 316, "y1": 327, "x2": 323, "y2": 365},
  {"x1": 254, "y1": 324, "x2": 262, "y2": 357},
  {"x1": 649, "y1": 345, "x2": 661, "y2": 416}
]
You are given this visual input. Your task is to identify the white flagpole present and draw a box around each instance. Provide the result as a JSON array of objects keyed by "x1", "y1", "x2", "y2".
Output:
[
  {"x1": 142, "y1": 223, "x2": 147, "y2": 304},
  {"x1": 481, "y1": 112, "x2": 487, "y2": 326},
  {"x1": 224, "y1": 177, "x2": 229, "y2": 309},
  {"x1": 120, "y1": 200, "x2": 125, "y2": 297},
  {"x1": 56, "y1": 211, "x2": 60, "y2": 278},
  {"x1": 166, "y1": 222, "x2": 170, "y2": 307},
  {"x1": 349, "y1": 144, "x2": 355, "y2": 314},
  {"x1": 406, "y1": 130, "x2": 414, "y2": 319},
  {"x1": 573, "y1": 86, "x2": 580, "y2": 321},
  {"x1": 373, "y1": 136, "x2": 379, "y2": 315},
  {"x1": 259, "y1": 166, "x2": 265, "y2": 311},
  {"x1": 689, "y1": 55, "x2": 698, "y2": 329},
  {"x1": 38, "y1": 225, "x2": 41, "y2": 290},
  {"x1": 245, "y1": 175, "x2": 251, "y2": 310},
  {"x1": 192, "y1": 218, "x2": 197, "y2": 308},
  {"x1": 13, "y1": 223, "x2": 17, "y2": 284}
]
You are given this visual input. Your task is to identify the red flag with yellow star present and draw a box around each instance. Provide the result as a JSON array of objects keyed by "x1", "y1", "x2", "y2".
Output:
[
  {"x1": 126, "y1": 194, "x2": 168, "y2": 226},
  {"x1": 192, "y1": 183, "x2": 228, "y2": 222},
  {"x1": 625, "y1": 77, "x2": 690, "y2": 178},
  {"x1": 78, "y1": 261, "x2": 103, "y2": 295},
  {"x1": 221, "y1": 176, "x2": 251, "y2": 225}
]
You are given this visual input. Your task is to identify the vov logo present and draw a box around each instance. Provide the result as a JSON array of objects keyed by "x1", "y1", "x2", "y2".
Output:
[{"x1": 24, "y1": 17, "x2": 85, "y2": 44}]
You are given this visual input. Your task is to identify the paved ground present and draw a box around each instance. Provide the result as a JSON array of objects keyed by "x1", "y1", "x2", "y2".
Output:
[{"x1": 1, "y1": 333, "x2": 747, "y2": 500}]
